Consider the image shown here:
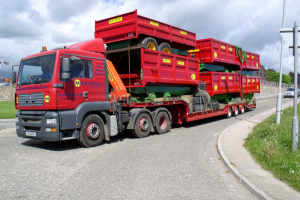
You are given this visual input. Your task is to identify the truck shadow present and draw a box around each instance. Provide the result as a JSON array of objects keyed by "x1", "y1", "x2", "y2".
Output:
[{"x1": 21, "y1": 131, "x2": 134, "y2": 151}]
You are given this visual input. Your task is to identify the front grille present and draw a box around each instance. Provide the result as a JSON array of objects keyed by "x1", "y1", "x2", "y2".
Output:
[
  {"x1": 19, "y1": 93, "x2": 44, "y2": 106},
  {"x1": 24, "y1": 126, "x2": 41, "y2": 131}
]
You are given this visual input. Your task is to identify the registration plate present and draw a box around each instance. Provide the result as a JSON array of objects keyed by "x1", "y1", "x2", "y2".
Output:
[{"x1": 26, "y1": 131, "x2": 36, "y2": 137}]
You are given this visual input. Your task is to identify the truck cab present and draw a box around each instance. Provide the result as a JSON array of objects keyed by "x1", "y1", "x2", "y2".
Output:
[{"x1": 15, "y1": 39, "x2": 113, "y2": 146}]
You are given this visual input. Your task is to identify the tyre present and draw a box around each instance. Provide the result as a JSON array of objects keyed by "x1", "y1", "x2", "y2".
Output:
[
  {"x1": 78, "y1": 114, "x2": 105, "y2": 147},
  {"x1": 140, "y1": 37, "x2": 158, "y2": 51},
  {"x1": 158, "y1": 42, "x2": 173, "y2": 53},
  {"x1": 233, "y1": 107, "x2": 239, "y2": 116},
  {"x1": 131, "y1": 113, "x2": 152, "y2": 138},
  {"x1": 227, "y1": 107, "x2": 232, "y2": 118},
  {"x1": 240, "y1": 105, "x2": 245, "y2": 114},
  {"x1": 155, "y1": 111, "x2": 170, "y2": 134}
]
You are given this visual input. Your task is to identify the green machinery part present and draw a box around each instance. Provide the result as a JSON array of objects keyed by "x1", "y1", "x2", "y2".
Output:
[
  {"x1": 172, "y1": 48, "x2": 188, "y2": 56},
  {"x1": 235, "y1": 45, "x2": 247, "y2": 64},
  {"x1": 243, "y1": 93, "x2": 254, "y2": 103},
  {"x1": 106, "y1": 40, "x2": 139, "y2": 50},
  {"x1": 131, "y1": 85, "x2": 190, "y2": 96}
]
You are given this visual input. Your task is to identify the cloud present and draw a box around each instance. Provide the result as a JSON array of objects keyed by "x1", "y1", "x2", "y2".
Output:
[{"x1": 0, "y1": 0, "x2": 299, "y2": 79}]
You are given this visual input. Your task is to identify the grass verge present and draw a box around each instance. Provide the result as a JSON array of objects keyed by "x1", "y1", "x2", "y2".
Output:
[
  {"x1": 0, "y1": 101, "x2": 17, "y2": 119},
  {"x1": 244, "y1": 104, "x2": 300, "y2": 191}
]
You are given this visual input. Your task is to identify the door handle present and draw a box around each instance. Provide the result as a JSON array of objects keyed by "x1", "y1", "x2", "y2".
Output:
[{"x1": 83, "y1": 91, "x2": 88, "y2": 98}]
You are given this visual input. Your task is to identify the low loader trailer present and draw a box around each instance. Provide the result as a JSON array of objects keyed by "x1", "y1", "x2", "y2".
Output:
[
  {"x1": 14, "y1": 39, "x2": 257, "y2": 147},
  {"x1": 14, "y1": 11, "x2": 259, "y2": 147}
]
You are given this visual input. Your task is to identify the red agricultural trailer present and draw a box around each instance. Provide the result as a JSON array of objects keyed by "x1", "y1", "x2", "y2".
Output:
[
  {"x1": 242, "y1": 76, "x2": 260, "y2": 94},
  {"x1": 188, "y1": 38, "x2": 260, "y2": 71},
  {"x1": 199, "y1": 72, "x2": 241, "y2": 97},
  {"x1": 95, "y1": 10, "x2": 196, "y2": 50}
]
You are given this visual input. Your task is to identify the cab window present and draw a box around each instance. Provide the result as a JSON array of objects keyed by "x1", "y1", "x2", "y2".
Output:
[{"x1": 60, "y1": 58, "x2": 93, "y2": 81}]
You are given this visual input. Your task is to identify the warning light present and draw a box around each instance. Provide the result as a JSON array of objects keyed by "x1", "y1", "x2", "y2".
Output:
[{"x1": 42, "y1": 46, "x2": 47, "y2": 51}]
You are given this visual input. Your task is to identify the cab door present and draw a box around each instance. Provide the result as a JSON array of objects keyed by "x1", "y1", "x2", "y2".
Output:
[
  {"x1": 88, "y1": 59, "x2": 108, "y2": 102},
  {"x1": 56, "y1": 56, "x2": 89, "y2": 110}
]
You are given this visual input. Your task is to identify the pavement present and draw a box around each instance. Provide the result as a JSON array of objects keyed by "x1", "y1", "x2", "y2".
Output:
[
  {"x1": 0, "y1": 118, "x2": 16, "y2": 130},
  {"x1": 218, "y1": 95, "x2": 300, "y2": 200}
]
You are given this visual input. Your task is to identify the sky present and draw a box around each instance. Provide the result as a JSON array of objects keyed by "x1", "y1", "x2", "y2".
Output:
[{"x1": 0, "y1": 0, "x2": 299, "y2": 78}]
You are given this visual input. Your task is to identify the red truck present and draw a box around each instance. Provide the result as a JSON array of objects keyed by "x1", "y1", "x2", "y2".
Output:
[{"x1": 13, "y1": 12, "x2": 258, "y2": 147}]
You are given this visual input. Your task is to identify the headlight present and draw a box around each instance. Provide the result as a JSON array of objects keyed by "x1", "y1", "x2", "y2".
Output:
[{"x1": 46, "y1": 119, "x2": 57, "y2": 124}]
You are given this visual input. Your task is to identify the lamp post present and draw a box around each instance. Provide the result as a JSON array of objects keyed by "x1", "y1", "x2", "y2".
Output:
[
  {"x1": 0, "y1": 60, "x2": 10, "y2": 71},
  {"x1": 276, "y1": 0, "x2": 286, "y2": 124}
]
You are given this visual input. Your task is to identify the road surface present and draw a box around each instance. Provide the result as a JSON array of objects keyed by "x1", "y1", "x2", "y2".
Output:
[{"x1": 0, "y1": 95, "x2": 293, "y2": 199}]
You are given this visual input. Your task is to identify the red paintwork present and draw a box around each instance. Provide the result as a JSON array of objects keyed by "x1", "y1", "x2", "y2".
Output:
[
  {"x1": 95, "y1": 10, "x2": 196, "y2": 49},
  {"x1": 241, "y1": 76, "x2": 260, "y2": 94},
  {"x1": 122, "y1": 98, "x2": 255, "y2": 124},
  {"x1": 199, "y1": 72, "x2": 241, "y2": 97},
  {"x1": 16, "y1": 41, "x2": 107, "y2": 111},
  {"x1": 242, "y1": 51, "x2": 260, "y2": 71},
  {"x1": 120, "y1": 48, "x2": 199, "y2": 88},
  {"x1": 66, "y1": 38, "x2": 105, "y2": 53},
  {"x1": 188, "y1": 38, "x2": 260, "y2": 71}
]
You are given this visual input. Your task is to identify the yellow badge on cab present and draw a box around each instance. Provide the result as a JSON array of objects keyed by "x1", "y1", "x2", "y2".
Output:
[
  {"x1": 74, "y1": 79, "x2": 81, "y2": 87},
  {"x1": 44, "y1": 95, "x2": 50, "y2": 103},
  {"x1": 191, "y1": 74, "x2": 196, "y2": 80}
]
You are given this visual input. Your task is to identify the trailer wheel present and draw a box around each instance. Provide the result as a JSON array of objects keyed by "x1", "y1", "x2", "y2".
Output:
[
  {"x1": 140, "y1": 37, "x2": 158, "y2": 51},
  {"x1": 155, "y1": 111, "x2": 170, "y2": 134},
  {"x1": 227, "y1": 107, "x2": 232, "y2": 118},
  {"x1": 78, "y1": 114, "x2": 105, "y2": 147},
  {"x1": 240, "y1": 106, "x2": 245, "y2": 114},
  {"x1": 233, "y1": 107, "x2": 239, "y2": 116},
  {"x1": 158, "y1": 42, "x2": 173, "y2": 53},
  {"x1": 131, "y1": 113, "x2": 152, "y2": 138}
]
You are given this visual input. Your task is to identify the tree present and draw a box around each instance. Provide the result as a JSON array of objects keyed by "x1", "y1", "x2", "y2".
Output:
[
  {"x1": 266, "y1": 71, "x2": 291, "y2": 84},
  {"x1": 282, "y1": 74, "x2": 291, "y2": 84},
  {"x1": 288, "y1": 71, "x2": 294, "y2": 83},
  {"x1": 267, "y1": 68, "x2": 276, "y2": 73},
  {"x1": 266, "y1": 71, "x2": 279, "y2": 82}
]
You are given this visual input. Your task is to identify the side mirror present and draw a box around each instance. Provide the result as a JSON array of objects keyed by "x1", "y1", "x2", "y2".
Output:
[
  {"x1": 62, "y1": 57, "x2": 70, "y2": 72},
  {"x1": 62, "y1": 57, "x2": 70, "y2": 80},
  {"x1": 12, "y1": 71, "x2": 16, "y2": 83}
]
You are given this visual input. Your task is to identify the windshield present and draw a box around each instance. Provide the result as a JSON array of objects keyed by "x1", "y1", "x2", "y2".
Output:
[
  {"x1": 287, "y1": 88, "x2": 294, "y2": 91},
  {"x1": 18, "y1": 54, "x2": 55, "y2": 86}
]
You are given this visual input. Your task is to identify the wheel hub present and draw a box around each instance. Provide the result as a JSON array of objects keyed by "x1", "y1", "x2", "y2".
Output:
[
  {"x1": 147, "y1": 42, "x2": 156, "y2": 50},
  {"x1": 159, "y1": 116, "x2": 167, "y2": 130},
  {"x1": 86, "y1": 123, "x2": 100, "y2": 139},
  {"x1": 163, "y1": 47, "x2": 170, "y2": 53},
  {"x1": 139, "y1": 117, "x2": 149, "y2": 132}
]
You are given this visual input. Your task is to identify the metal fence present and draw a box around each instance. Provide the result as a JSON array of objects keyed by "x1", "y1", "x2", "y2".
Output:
[{"x1": 260, "y1": 80, "x2": 291, "y2": 88}]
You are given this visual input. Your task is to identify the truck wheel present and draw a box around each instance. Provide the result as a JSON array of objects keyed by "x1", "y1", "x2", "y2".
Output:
[
  {"x1": 233, "y1": 107, "x2": 239, "y2": 116},
  {"x1": 240, "y1": 106, "x2": 245, "y2": 114},
  {"x1": 227, "y1": 107, "x2": 232, "y2": 118},
  {"x1": 158, "y1": 42, "x2": 173, "y2": 53},
  {"x1": 78, "y1": 114, "x2": 105, "y2": 147},
  {"x1": 131, "y1": 113, "x2": 152, "y2": 138},
  {"x1": 155, "y1": 111, "x2": 170, "y2": 134},
  {"x1": 140, "y1": 37, "x2": 158, "y2": 51}
]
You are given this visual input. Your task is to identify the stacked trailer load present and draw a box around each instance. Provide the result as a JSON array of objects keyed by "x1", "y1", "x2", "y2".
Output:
[
  {"x1": 95, "y1": 10, "x2": 196, "y2": 54},
  {"x1": 187, "y1": 38, "x2": 260, "y2": 71}
]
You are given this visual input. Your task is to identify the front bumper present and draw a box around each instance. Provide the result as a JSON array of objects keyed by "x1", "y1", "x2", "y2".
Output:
[
  {"x1": 284, "y1": 93, "x2": 294, "y2": 98},
  {"x1": 16, "y1": 111, "x2": 60, "y2": 141}
]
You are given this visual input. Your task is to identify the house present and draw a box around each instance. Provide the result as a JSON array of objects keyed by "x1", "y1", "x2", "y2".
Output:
[{"x1": 253, "y1": 65, "x2": 267, "y2": 80}]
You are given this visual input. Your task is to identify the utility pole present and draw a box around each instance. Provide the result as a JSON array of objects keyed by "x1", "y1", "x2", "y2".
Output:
[
  {"x1": 292, "y1": 21, "x2": 299, "y2": 152},
  {"x1": 276, "y1": 0, "x2": 286, "y2": 124}
]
